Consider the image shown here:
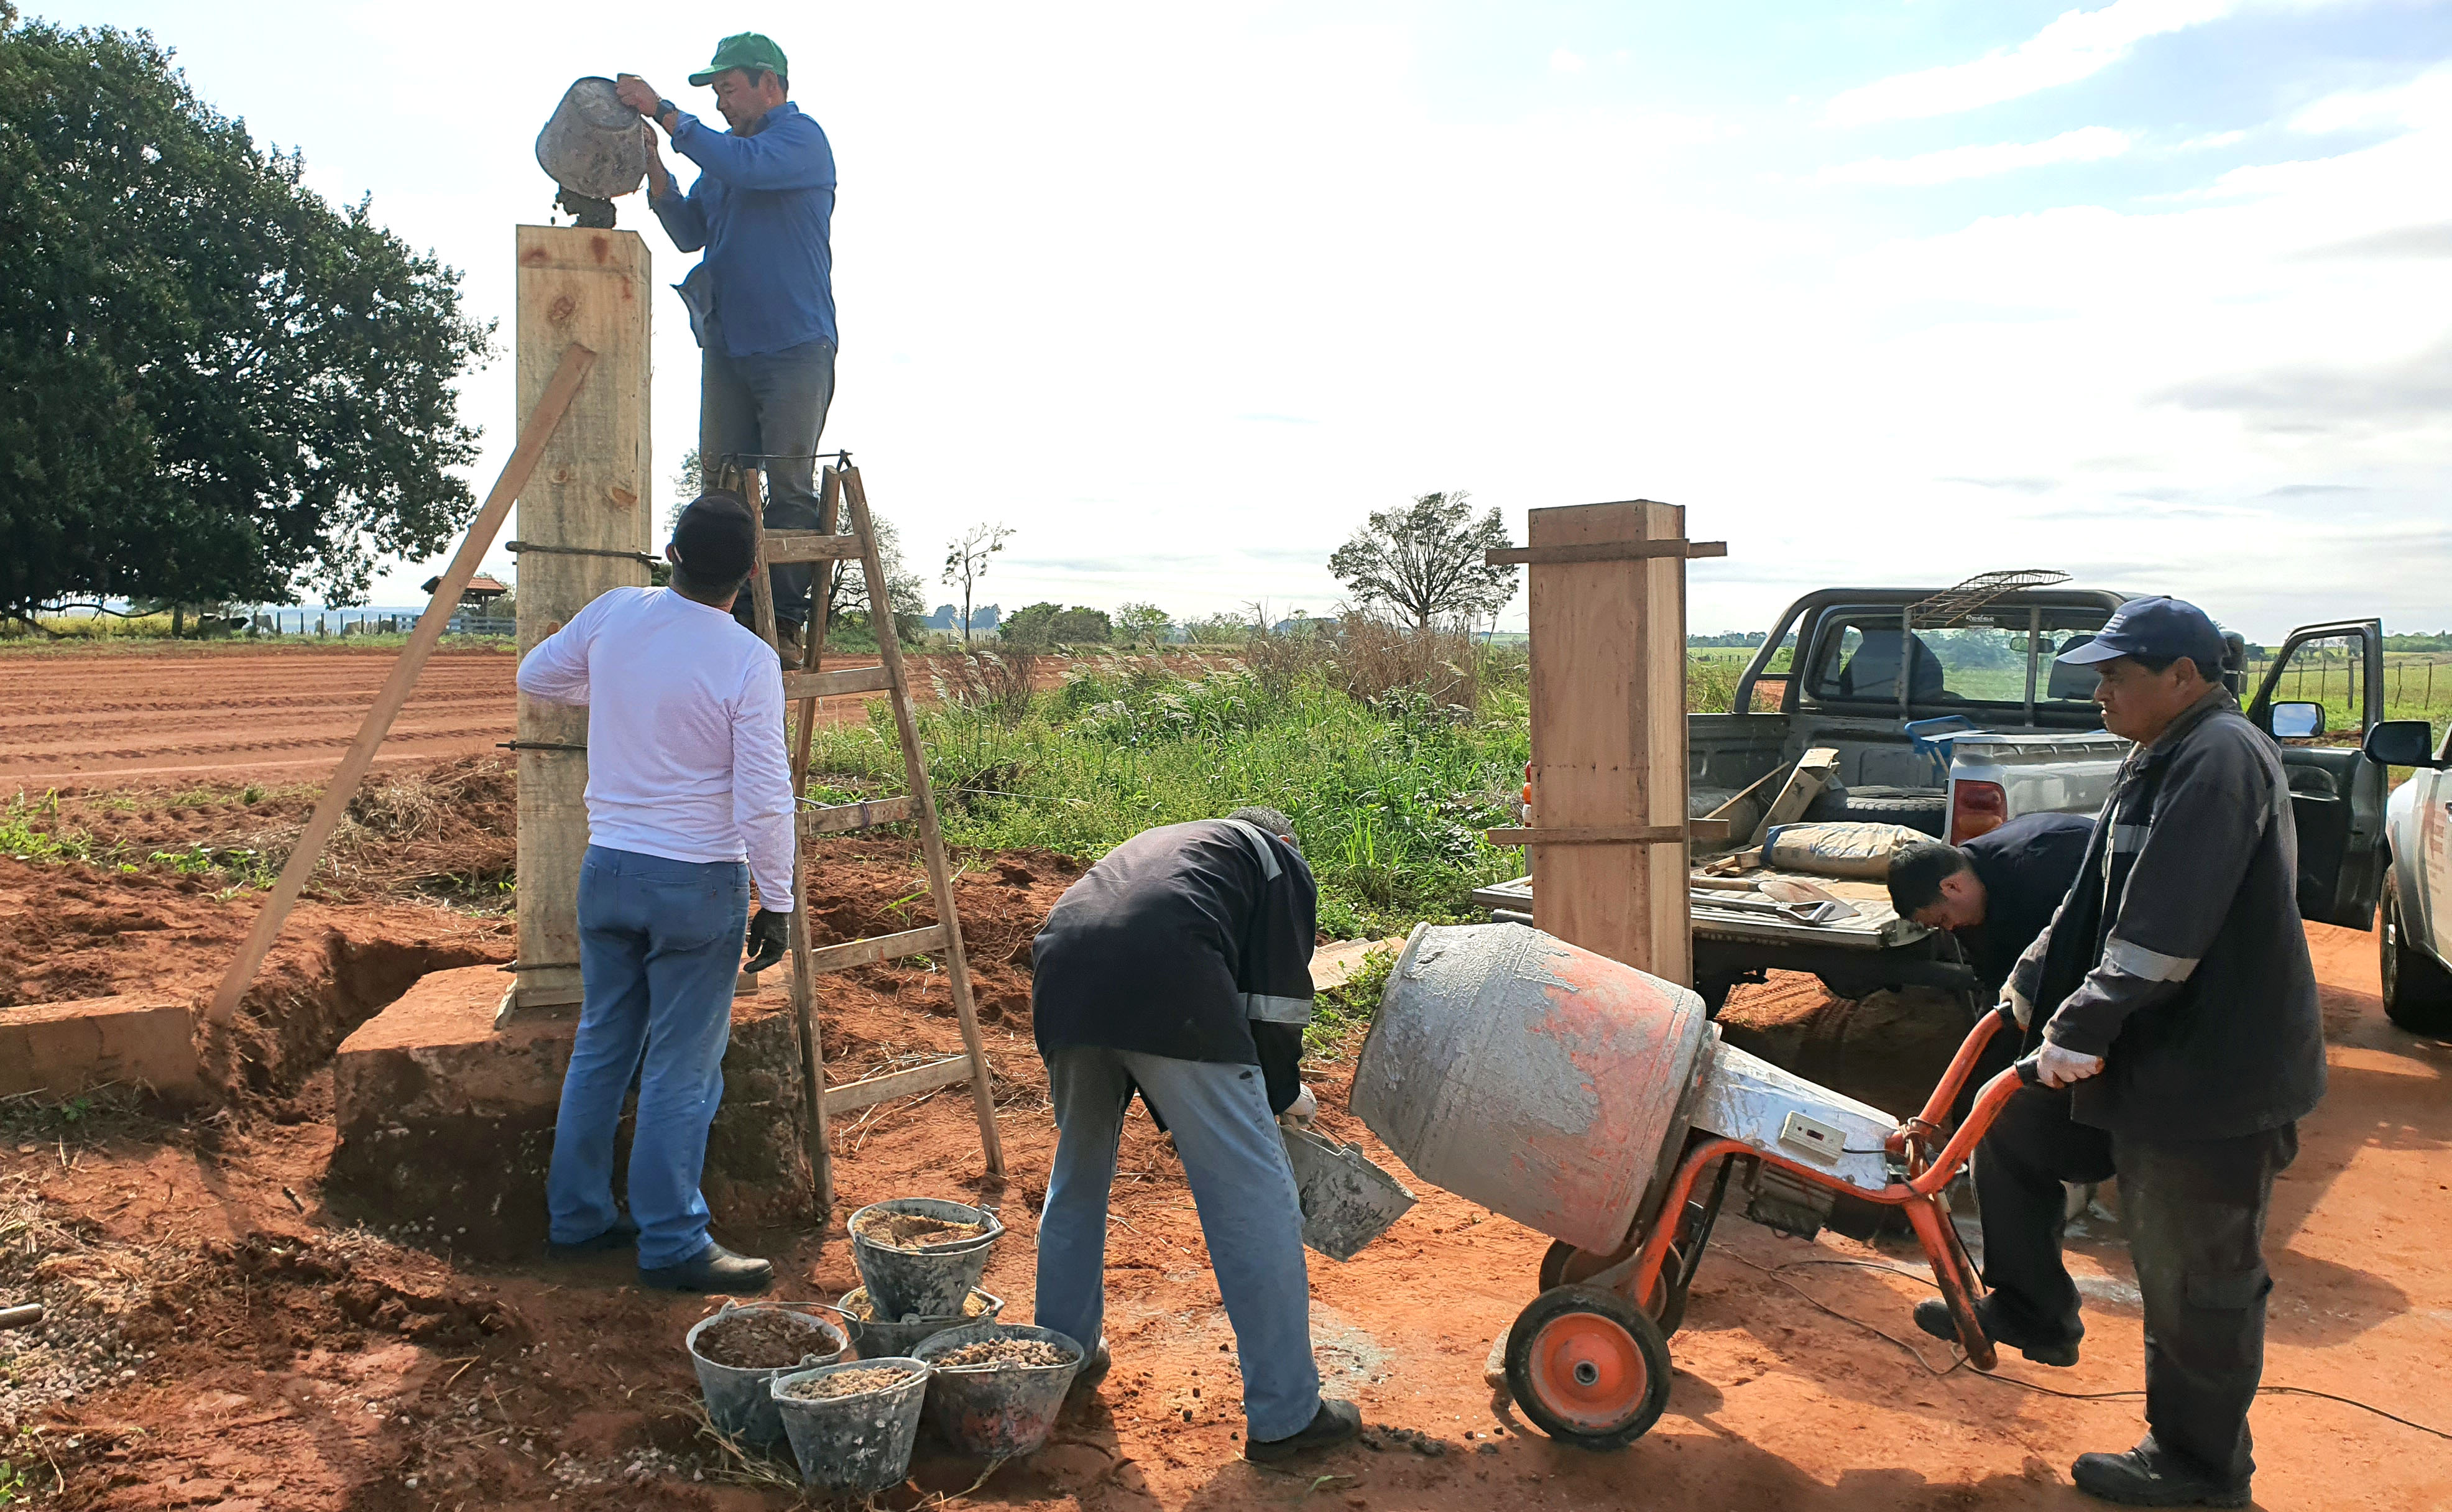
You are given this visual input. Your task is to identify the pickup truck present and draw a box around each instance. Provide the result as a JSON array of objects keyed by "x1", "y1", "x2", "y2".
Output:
[
  {"x1": 1480, "y1": 584, "x2": 2409, "y2": 1014},
  {"x1": 2378, "y1": 716, "x2": 2452, "y2": 1034}
]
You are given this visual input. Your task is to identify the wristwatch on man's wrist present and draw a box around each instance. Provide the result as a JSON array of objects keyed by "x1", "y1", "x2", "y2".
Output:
[{"x1": 657, "y1": 99, "x2": 678, "y2": 123}]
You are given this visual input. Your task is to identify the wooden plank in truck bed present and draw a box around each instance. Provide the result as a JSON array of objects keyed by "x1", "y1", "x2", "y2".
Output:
[{"x1": 1472, "y1": 871, "x2": 1925, "y2": 952}]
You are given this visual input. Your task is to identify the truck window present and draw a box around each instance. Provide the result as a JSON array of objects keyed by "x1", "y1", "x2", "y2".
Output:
[
  {"x1": 1808, "y1": 609, "x2": 2113, "y2": 709},
  {"x1": 2261, "y1": 633, "x2": 2368, "y2": 740}
]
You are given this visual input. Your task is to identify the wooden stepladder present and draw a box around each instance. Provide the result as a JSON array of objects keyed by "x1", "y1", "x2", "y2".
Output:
[{"x1": 717, "y1": 454, "x2": 1004, "y2": 1215}]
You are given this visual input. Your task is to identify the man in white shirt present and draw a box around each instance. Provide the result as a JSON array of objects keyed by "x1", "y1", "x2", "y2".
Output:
[{"x1": 517, "y1": 492, "x2": 798, "y2": 1292}]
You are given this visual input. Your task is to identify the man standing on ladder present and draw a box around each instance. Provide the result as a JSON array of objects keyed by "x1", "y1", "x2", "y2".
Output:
[
  {"x1": 520, "y1": 493, "x2": 797, "y2": 1293},
  {"x1": 1030, "y1": 808, "x2": 1362, "y2": 1462},
  {"x1": 618, "y1": 34, "x2": 837, "y2": 665}
]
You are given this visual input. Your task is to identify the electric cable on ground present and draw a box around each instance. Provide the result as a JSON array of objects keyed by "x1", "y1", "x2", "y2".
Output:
[{"x1": 1717, "y1": 1249, "x2": 2451, "y2": 1442}]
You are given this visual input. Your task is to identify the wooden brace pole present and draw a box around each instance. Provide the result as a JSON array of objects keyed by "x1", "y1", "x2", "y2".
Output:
[{"x1": 205, "y1": 343, "x2": 599, "y2": 1026}]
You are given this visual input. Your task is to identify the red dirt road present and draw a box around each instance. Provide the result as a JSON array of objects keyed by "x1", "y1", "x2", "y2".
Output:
[
  {"x1": 1, "y1": 646, "x2": 519, "y2": 789},
  {"x1": 0, "y1": 643, "x2": 1024, "y2": 791}
]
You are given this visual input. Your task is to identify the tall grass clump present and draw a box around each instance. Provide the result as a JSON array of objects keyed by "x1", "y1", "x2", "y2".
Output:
[{"x1": 806, "y1": 630, "x2": 1531, "y2": 938}]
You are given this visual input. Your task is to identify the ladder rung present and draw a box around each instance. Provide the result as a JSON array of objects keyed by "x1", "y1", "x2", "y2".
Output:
[
  {"x1": 800, "y1": 796, "x2": 917, "y2": 835},
  {"x1": 807, "y1": 923, "x2": 948, "y2": 975},
  {"x1": 763, "y1": 531, "x2": 867, "y2": 565},
  {"x1": 783, "y1": 665, "x2": 893, "y2": 700},
  {"x1": 822, "y1": 1054, "x2": 974, "y2": 1115}
]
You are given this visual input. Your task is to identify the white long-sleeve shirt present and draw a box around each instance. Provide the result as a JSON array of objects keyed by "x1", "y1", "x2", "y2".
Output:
[{"x1": 515, "y1": 587, "x2": 796, "y2": 911}]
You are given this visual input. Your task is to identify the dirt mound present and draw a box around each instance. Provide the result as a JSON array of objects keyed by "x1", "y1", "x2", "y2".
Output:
[
  {"x1": 793, "y1": 841, "x2": 1080, "y2": 1085},
  {"x1": 13, "y1": 754, "x2": 520, "y2": 909},
  {"x1": 0, "y1": 856, "x2": 510, "y2": 1099}
]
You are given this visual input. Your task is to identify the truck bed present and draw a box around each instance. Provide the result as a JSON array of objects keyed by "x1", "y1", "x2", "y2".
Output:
[{"x1": 1470, "y1": 868, "x2": 1927, "y2": 954}]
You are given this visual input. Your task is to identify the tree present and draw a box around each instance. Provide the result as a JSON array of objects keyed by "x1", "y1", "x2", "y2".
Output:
[
  {"x1": 941, "y1": 523, "x2": 1012, "y2": 645},
  {"x1": 1001, "y1": 602, "x2": 1111, "y2": 645},
  {"x1": 1112, "y1": 601, "x2": 1173, "y2": 648},
  {"x1": 0, "y1": 15, "x2": 492, "y2": 626},
  {"x1": 1326, "y1": 491, "x2": 1516, "y2": 631},
  {"x1": 826, "y1": 513, "x2": 928, "y2": 643}
]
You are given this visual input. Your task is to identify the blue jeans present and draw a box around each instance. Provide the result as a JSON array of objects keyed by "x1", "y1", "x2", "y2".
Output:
[
  {"x1": 548, "y1": 846, "x2": 750, "y2": 1269},
  {"x1": 701, "y1": 326, "x2": 836, "y2": 631},
  {"x1": 1035, "y1": 1045, "x2": 1323, "y2": 1441}
]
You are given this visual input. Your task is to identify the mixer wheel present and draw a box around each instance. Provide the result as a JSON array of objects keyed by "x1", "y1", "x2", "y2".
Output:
[
  {"x1": 1504, "y1": 1284, "x2": 1672, "y2": 1450},
  {"x1": 1536, "y1": 1240, "x2": 1689, "y2": 1335}
]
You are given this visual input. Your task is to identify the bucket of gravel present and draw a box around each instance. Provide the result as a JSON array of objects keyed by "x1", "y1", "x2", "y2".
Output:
[
  {"x1": 847, "y1": 1198, "x2": 1003, "y2": 1319},
  {"x1": 839, "y1": 1284, "x2": 1005, "y2": 1358},
  {"x1": 770, "y1": 1358, "x2": 931, "y2": 1493},
  {"x1": 685, "y1": 1301, "x2": 850, "y2": 1446},
  {"x1": 911, "y1": 1322, "x2": 1084, "y2": 1458}
]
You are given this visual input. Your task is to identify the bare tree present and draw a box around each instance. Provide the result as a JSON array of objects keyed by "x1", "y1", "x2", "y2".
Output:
[
  {"x1": 1327, "y1": 491, "x2": 1516, "y2": 631},
  {"x1": 941, "y1": 523, "x2": 1013, "y2": 645}
]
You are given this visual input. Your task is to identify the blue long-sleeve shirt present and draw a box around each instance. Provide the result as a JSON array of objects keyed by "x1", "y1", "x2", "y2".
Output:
[{"x1": 650, "y1": 101, "x2": 837, "y2": 356}]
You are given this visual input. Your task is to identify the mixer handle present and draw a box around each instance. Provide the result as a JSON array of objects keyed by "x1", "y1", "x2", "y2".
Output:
[{"x1": 2012, "y1": 1054, "x2": 2044, "y2": 1087}]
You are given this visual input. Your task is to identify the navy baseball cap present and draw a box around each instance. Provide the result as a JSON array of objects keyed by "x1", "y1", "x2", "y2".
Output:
[
  {"x1": 670, "y1": 491, "x2": 757, "y2": 582},
  {"x1": 2056, "y1": 595, "x2": 2228, "y2": 671}
]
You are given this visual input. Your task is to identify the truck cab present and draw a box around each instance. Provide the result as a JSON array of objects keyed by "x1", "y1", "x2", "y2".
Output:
[{"x1": 1697, "y1": 586, "x2": 2146, "y2": 844}]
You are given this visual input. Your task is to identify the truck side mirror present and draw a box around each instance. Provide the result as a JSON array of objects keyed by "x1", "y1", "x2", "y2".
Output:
[
  {"x1": 2269, "y1": 701, "x2": 2324, "y2": 740},
  {"x1": 2363, "y1": 719, "x2": 2438, "y2": 767}
]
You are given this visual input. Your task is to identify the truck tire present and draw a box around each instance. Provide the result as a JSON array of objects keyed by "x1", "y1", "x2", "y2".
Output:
[
  {"x1": 1804, "y1": 785, "x2": 1948, "y2": 838},
  {"x1": 2380, "y1": 869, "x2": 2452, "y2": 1036}
]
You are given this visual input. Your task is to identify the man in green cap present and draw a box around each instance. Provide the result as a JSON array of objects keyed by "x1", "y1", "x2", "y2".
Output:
[{"x1": 617, "y1": 35, "x2": 836, "y2": 665}]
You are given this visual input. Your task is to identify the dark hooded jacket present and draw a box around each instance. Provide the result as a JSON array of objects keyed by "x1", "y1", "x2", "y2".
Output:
[
  {"x1": 1031, "y1": 819, "x2": 1316, "y2": 1113},
  {"x1": 2006, "y1": 689, "x2": 2326, "y2": 1140}
]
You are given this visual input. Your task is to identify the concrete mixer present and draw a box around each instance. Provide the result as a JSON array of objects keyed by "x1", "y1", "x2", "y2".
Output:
[{"x1": 1352, "y1": 921, "x2": 2042, "y2": 1450}]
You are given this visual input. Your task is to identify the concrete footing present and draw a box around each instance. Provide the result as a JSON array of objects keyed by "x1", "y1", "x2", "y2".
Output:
[
  {"x1": 328, "y1": 965, "x2": 816, "y2": 1259},
  {"x1": 0, "y1": 995, "x2": 202, "y2": 1102}
]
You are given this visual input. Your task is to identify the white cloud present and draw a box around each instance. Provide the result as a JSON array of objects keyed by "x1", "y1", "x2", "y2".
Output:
[
  {"x1": 1821, "y1": 126, "x2": 2132, "y2": 185},
  {"x1": 2290, "y1": 63, "x2": 2452, "y2": 134},
  {"x1": 1549, "y1": 47, "x2": 1586, "y2": 74},
  {"x1": 1828, "y1": 0, "x2": 2231, "y2": 126}
]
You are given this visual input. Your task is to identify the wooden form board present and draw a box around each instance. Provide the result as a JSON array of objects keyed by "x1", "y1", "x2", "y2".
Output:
[
  {"x1": 1524, "y1": 500, "x2": 1694, "y2": 984},
  {"x1": 512, "y1": 227, "x2": 652, "y2": 1010}
]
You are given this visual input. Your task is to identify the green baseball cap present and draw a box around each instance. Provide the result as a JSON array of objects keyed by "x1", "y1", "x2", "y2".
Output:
[{"x1": 688, "y1": 32, "x2": 789, "y2": 87}]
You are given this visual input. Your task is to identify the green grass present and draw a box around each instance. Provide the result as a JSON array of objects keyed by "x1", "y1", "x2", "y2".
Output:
[
  {"x1": 804, "y1": 658, "x2": 1532, "y2": 939},
  {"x1": 1308, "y1": 943, "x2": 1399, "y2": 1057},
  {"x1": 0, "y1": 791, "x2": 275, "y2": 890},
  {"x1": 0, "y1": 794, "x2": 91, "y2": 865}
]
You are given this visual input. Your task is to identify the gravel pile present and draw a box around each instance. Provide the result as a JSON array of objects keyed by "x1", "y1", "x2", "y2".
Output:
[
  {"x1": 781, "y1": 1366, "x2": 918, "y2": 1401},
  {"x1": 693, "y1": 1309, "x2": 837, "y2": 1369},
  {"x1": 933, "y1": 1337, "x2": 1072, "y2": 1370}
]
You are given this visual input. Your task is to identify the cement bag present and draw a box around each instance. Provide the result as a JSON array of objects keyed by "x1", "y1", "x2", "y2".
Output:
[{"x1": 1761, "y1": 822, "x2": 1925, "y2": 879}]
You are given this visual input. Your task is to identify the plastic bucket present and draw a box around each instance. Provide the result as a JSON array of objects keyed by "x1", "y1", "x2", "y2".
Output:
[
  {"x1": 840, "y1": 1286, "x2": 1005, "y2": 1358},
  {"x1": 848, "y1": 1198, "x2": 1003, "y2": 1319},
  {"x1": 1281, "y1": 1126, "x2": 1417, "y2": 1261},
  {"x1": 684, "y1": 1302, "x2": 850, "y2": 1447},
  {"x1": 912, "y1": 1322, "x2": 1083, "y2": 1457},
  {"x1": 770, "y1": 1358, "x2": 931, "y2": 1493}
]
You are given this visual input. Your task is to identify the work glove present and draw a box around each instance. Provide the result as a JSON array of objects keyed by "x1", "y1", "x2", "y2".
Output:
[
  {"x1": 2003, "y1": 987, "x2": 2034, "y2": 1030},
  {"x1": 2034, "y1": 1041, "x2": 2105, "y2": 1089},
  {"x1": 1278, "y1": 1084, "x2": 1317, "y2": 1130},
  {"x1": 744, "y1": 908, "x2": 792, "y2": 974}
]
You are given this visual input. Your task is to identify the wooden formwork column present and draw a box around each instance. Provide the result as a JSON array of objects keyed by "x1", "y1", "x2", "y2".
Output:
[
  {"x1": 512, "y1": 226, "x2": 652, "y2": 1011},
  {"x1": 1521, "y1": 500, "x2": 1698, "y2": 984}
]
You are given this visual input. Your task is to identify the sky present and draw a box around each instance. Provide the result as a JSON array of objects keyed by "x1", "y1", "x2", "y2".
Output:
[{"x1": 30, "y1": 0, "x2": 2452, "y2": 638}]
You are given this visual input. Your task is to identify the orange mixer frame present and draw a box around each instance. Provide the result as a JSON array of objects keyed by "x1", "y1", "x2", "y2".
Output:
[{"x1": 1502, "y1": 1005, "x2": 2040, "y2": 1449}]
